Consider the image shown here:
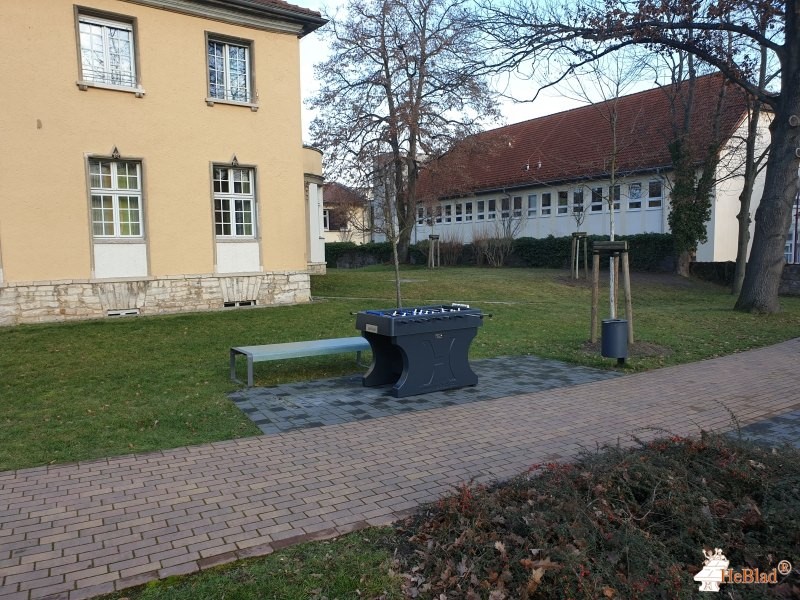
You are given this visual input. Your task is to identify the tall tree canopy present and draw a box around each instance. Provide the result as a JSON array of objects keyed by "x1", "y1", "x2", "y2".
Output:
[
  {"x1": 480, "y1": 0, "x2": 798, "y2": 313},
  {"x1": 308, "y1": 0, "x2": 499, "y2": 261}
]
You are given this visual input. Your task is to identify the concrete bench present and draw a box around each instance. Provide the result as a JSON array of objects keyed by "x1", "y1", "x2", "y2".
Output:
[{"x1": 230, "y1": 336, "x2": 371, "y2": 387}]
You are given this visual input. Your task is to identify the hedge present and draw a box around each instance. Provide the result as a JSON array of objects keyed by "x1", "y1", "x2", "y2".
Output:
[
  {"x1": 326, "y1": 233, "x2": 676, "y2": 272},
  {"x1": 325, "y1": 242, "x2": 393, "y2": 268}
]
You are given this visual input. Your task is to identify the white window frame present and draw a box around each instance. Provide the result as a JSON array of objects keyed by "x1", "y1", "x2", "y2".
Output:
[
  {"x1": 455, "y1": 202, "x2": 463, "y2": 222},
  {"x1": 89, "y1": 159, "x2": 144, "y2": 239},
  {"x1": 512, "y1": 196, "x2": 523, "y2": 218},
  {"x1": 648, "y1": 180, "x2": 663, "y2": 208},
  {"x1": 572, "y1": 189, "x2": 584, "y2": 212},
  {"x1": 611, "y1": 184, "x2": 621, "y2": 211},
  {"x1": 476, "y1": 200, "x2": 485, "y2": 221},
  {"x1": 591, "y1": 187, "x2": 603, "y2": 212},
  {"x1": 628, "y1": 182, "x2": 642, "y2": 210},
  {"x1": 464, "y1": 201, "x2": 473, "y2": 222},
  {"x1": 443, "y1": 203, "x2": 453, "y2": 223},
  {"x1": 416, "y1": 206, "x2": 425, "y2": 225},
  {"x1": 76, "y1": 10, "x2": 142, "y2": 94},
  {"x1": 323, "y1": 209, "x2": 331, "y2": 231},
  {"x1": 213, "y1": 166, "x2": 256, "y2": 238},
  {"x1": 527, "y1": 194, "x2": 538, "y2": 217},
  {"x1": 487, "y1": 199, "x2": 497, "y2": 220},
  {"x1": 541, "y1": 192, "x2": 552, "y2": 216},
  {"x1": 500, "y1": 197, "x2": 511, "y2": 219},
  {"x1": 557, "y1": 191, "x2": 569, "y2": 215},
  {"x1": 206, "y1": 34, "x2": 255, "y2": 107}
]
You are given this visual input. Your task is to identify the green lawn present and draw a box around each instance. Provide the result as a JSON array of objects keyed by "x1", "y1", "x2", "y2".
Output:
[
  {"x1": 102, "y1": 527, "x2": 402, "y2": 600},
  {"x1": 1, "y1": 266, "x2": 799, "y2": 471}
]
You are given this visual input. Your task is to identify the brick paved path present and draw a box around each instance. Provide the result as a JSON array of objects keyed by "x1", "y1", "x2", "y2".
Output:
[{"x1": 2, "y1": 339, "x2": 799, "y2": 600}]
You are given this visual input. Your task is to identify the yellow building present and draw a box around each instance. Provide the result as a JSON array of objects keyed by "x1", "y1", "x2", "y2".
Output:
[{"x1": 0, "y1": 0, "x2": 326, "y2": 325}]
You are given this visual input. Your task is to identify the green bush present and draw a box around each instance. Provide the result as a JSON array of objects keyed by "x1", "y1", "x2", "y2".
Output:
[
  {"x1": 325, "y1": 242, "x2": 393, "y2": 268},
  {"x1": 511, "y1": 233, "x2": 675, "y2": 272},
  {"x1": 328, "y1": 234, "x2": 675, "y2": 271},
  {"x1": 324, "y1": 242, "x2": 358, "y2": 268}
]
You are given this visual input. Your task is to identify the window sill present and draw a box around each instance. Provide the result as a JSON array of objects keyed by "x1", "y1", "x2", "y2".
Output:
[
  {"x1": 215, "y1": 237, "x2": 258, "y2": 243},
  {"x1": 77, "y1": 81, "x2": 145, "y2": 97},
  {"x1": 205, "y1": 97, "x2": 259, "y2": 112},
  {"x1": 93, "y1": 237, "x2": 146, "y2": 243}
]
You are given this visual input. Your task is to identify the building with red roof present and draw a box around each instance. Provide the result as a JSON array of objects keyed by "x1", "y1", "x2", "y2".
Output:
[{"x1": 409, "y1": 74, "x2": 771, "y2": 262}]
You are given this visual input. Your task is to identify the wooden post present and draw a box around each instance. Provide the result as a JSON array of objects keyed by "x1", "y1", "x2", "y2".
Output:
[
  {"x1": 613, "y1": 252, "x2": 620, "y2": 319},
  {"x1": 570, "y1": 235, "x2": 577, "y2": 279},
  {"x1": 583, "y1": 237, "x2": 589, "y2": 279},
  {"x1": 622, "y1": 251, "x2": 634, "y2": 344},
  {"x1": 590, "y1": 250, "x2": 600, "y2": 342},
  {"x1": 428, "y1": 235, "x2": 439, "y2": 268}
]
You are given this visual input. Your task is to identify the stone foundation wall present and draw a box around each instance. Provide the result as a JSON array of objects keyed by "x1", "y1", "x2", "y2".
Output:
[
  {"x1": 0, "y1": 272, "x2": 310, "y2": 326},
  {"x1": 306, "y1": 262, "x2": 327, "y2": 275}
]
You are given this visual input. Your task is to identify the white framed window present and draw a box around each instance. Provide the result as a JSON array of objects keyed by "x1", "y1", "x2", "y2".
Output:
[
  {"x1": 443, "y1": 204, "x2": 452, "y2": 223},
  {"x1": 591, "y1": 187, "x2": 603, "y2": 212},
  {"x1": 213, "y1": 166, "x2": 255, "y2": 237},
  {"x1": 207, "y1": 35, "x2": 253, "y2": 103},
  {"x1": 628, "y1": 182, "x2": 642, "y2": 210},
  {"x1": 512, "y1": 196, "x2": 523, "y2": 217},
  {"x1": 455, "y1": 203, "x2": 463, "y2": 222},
  {"x1": 501, "y1": 197, "x2": 510, "y2": 219},
  {"x1": 323, "y1": 209, "x2": 331, "y2": 230},
  {"x1": 476, "y1": 200, "x2": 485, "y2": 220},
  {"x1": 527, "y1": 194, "x2": 538, "y2": 217},
  {"x1": 89, "y1": 159, "x2": 143, "y2": 238},
  {"x1": 557, "y1": 191, "x2": 569, "y2": 215},
  {"x1": 434, "y1": 206, "x2": 442, "y2": 224},
  {"x1": 416, "y1": 206, "x2": 425, "y2": 225},
  {"x1": 611, "y1": 185, "x2": 621, "y2": 211},
  {"x1": 487, "y1": 199, "x2": 497, "y2": 220},
  {"x1": 648, "y1": 180, "x2": 663, "y2": 208},
  {"x1": 541, "y1": 192, "x2": 552, "y2": 216},
  {"x1": 78, "y1": 12, "x2": 137, "y2": 89},
  {"x1": 465, "y1": 202, "x2": 473, "y2": 222},
  {"x1": 572, "y1": 189, "x2": 584, "y2": 211}
]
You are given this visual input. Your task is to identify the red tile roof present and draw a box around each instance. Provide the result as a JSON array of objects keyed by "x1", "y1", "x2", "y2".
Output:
[
  {"x1": 323, "y1": 182, "x2": 367, "y2": 206},
  {"x1": 419, "y1": 74, "x2": 748, "y2": 201}
]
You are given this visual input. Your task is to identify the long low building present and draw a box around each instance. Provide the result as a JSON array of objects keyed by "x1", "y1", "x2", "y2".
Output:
[{"x1": 409, "y1": 74, "x2": 770, "y2": 262}]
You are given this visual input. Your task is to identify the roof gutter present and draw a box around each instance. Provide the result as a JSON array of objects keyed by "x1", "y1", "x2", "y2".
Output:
[{"x1": 198, "y1": 0, "x2": 327, "y2": 36}]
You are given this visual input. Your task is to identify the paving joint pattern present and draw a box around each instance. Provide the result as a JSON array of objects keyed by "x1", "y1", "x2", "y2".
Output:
[
  {"x1": 1, "y1": 339, "x2": 799, "y2": 599},
  {"x1": 230, "y1": 355, "x2": 621, "y2": 434}
]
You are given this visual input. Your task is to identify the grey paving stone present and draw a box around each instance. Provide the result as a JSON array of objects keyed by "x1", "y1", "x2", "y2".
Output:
[{"x1": 230, "y1": 355, "x2": 622, "y2": 435}]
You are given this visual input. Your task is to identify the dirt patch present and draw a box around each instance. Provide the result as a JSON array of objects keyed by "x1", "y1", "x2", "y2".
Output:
[
  {"x1": 582, "y1": 340, "x2": 672, "y2": 358},
  {"x1": 557, "y1": 271, "x2": 710, "y2": 289}
]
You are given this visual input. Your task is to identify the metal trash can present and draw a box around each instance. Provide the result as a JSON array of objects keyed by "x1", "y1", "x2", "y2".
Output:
[{"x1": 601, "y1": 319, "x2": 628, "y2": 360}]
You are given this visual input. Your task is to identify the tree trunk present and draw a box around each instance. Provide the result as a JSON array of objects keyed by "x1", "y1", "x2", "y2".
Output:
[
  {"x1": 735, "y1": 104, "x2": 800, "y2": 311},
  {"x1": 735, "y1": 0, "x2": 800, "y2": 312},
  {"x1": 732, "y1": 173, "x2": 755, "y2": 295},
  {"x1": 676, "y1": 249, "x2": 692, "y2": 277}
]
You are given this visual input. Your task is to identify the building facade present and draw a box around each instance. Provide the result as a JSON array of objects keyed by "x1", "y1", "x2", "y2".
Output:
[
  {"x1": 0, "y1": 0, "x2": 325, "y2": 325},
  {"x1": 412, "y1": 75, "x2": 769, "y2": 263}
]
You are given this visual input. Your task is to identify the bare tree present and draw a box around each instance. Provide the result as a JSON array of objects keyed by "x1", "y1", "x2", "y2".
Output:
[
  {"x1": 478, "y1": 0, "x2": 797, "y2": 313},
  {"x1": 309, "y1": 0, "x2": 499, "y2": 274}
]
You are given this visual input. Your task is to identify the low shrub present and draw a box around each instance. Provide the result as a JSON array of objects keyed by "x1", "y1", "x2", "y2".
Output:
[
  {"x1": 397, "y1": 433, "x2": 799, "y2": 599},
  {"x1": 325, "y1": 241, "x2": 392, "y2": 268}
]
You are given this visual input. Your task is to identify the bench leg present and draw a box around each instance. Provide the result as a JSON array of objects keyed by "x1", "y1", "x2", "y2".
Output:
[
  {"x1": 356, "y1": 350, "x2": 363, "y2": 367},
  {"x1": 247, "y1": 357, "x2": 254, "y2": 387},
  {"x1": 230, "y1": 350, "x2": 240, "y2": 384}
]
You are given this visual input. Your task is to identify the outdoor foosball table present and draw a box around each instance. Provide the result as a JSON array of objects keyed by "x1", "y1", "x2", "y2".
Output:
[{"x1": 355, "y1": 304, "x2": 484, "y2": 397}]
